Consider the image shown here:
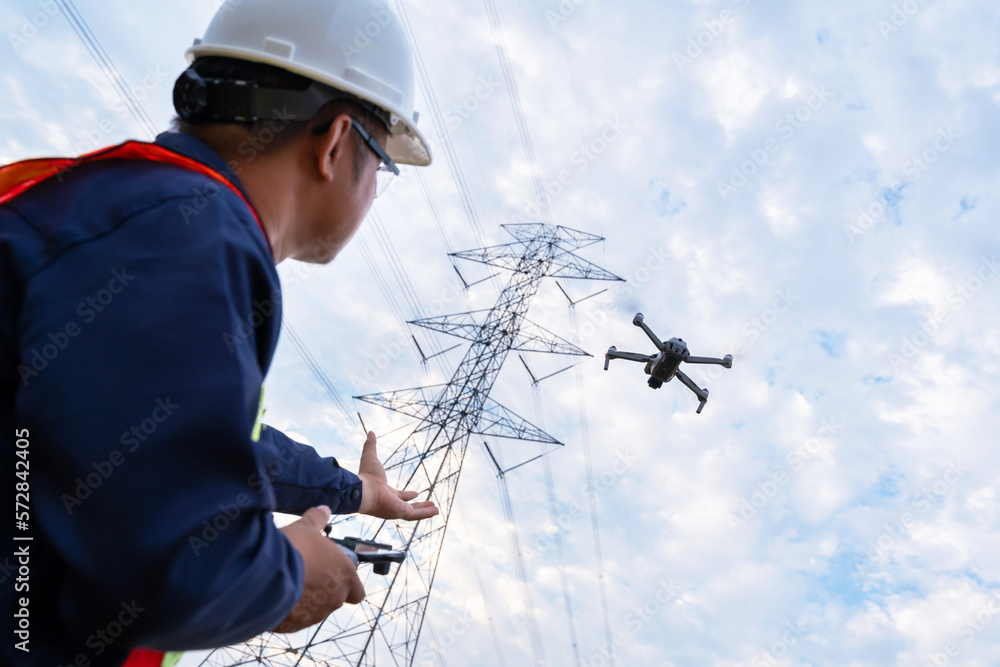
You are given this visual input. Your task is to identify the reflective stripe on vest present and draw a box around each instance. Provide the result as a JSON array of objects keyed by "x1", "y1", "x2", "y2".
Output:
[
  {"x1": 251, "y1": 385, "x2": 266, "y2": 443},
  {"x1": 119, "y1": 648, "x2": 182, "y2": 667},
  {"x1": 0, "y1": 140, "x2": 271, "y2": 255}
]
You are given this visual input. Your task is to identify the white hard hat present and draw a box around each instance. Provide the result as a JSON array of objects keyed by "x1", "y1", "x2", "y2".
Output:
[{"x1": 186, "y1": 0, "x2": 431, "y2": 167}]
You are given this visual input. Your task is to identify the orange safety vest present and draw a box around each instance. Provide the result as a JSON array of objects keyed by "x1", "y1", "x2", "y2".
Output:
[
  {"x1": 0, "y1": 139, "x2": 270, "y2": 253},
  {"x1": 0, "y1": 140, "x2": 270, "y2": 667}
]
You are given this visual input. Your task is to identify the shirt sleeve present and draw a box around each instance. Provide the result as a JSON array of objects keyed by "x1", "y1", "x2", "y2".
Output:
[
  {"x1": 16, "y1": 186, "x2": 304, "y2": 651},
  {"x1": 255, "y1": 424, "x2": 364, "y2": 515}
]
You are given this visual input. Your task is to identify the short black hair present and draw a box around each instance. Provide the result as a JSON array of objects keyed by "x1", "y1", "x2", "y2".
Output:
[{"x1": 171, "y1": 56, "x2": 385, "y2": 180}]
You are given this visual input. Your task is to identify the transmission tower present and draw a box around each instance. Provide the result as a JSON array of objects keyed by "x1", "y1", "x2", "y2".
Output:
[{"x1": 200, "y1": 222, "x2": 621, "y2": 666}]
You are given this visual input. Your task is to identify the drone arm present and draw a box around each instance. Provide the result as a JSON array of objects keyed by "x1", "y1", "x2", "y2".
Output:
[
  {"x1": 604, "y1": 347, "x2": 655, "y2": 370},
  {"x1": 674, "y1": 369, "x2": 709, "y2": 413},
  {"x1": 685, "y1": 354, "x2": 734, "y2": 369},
  {"x1": 632, "y1": 313, "x2": 666, "y2": 351}
]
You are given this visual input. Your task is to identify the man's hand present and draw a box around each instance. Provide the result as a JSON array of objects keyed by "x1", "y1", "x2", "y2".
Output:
[
  {"x1": 357, "y1": 431, "x2": 440, "y2": 521},
  {"x1": 272, "y1": 506, "x2": 365, "y2": 634}
]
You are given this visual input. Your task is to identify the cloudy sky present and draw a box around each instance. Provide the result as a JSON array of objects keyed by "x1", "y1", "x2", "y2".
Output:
[{"x1": 4, "y1": 0, "x2": 1000, "y2": 665}]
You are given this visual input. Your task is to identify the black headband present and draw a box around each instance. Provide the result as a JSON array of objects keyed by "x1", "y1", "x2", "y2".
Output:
[{"x1": 173, "y1": 66, "x2": 393, "y2": 131}]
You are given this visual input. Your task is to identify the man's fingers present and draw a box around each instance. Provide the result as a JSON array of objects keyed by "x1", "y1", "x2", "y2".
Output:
[
  {"x1": 362, "y1": 430, "x2": 377, "y2": 453},
  {"x1": 298, "y1": 505, "x2": 333, "y2": 532},
  {"x1": 405, "y1": 506, "x2": 440, "y2": 521},
  {"x1": 397, "y1": 490, "x2": 440, "y2": 507},
  {"x1": 402, "y1": 501, "x2": 439, "y2": 521},
  {"x1": 346, "y1": 572, "x2": 366, "y2": 605},
  {"x1": 395, "y1": 490, "x2": 440, "y2": 515},
  {"x1": 408, "y1": 501, "x2": 437, "y2": 510}
]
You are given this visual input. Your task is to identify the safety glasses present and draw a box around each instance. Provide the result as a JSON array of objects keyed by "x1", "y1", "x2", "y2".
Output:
[
  {"x1": 312, "y1": 117, "x2": 400, "y2": 197},
  {"x1": 350, "y1": 118, "x2": 399, "y2": 198}
]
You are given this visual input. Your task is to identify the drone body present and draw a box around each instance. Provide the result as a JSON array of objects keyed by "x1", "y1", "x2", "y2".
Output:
[{"x1": 604, "y1": 313, "x2": 733, "y2": 413}]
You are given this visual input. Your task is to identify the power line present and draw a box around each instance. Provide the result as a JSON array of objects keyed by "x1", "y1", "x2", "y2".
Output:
[
  {"x1": 391, "y1": 0, "x2": 492, "y2": 250},
  {"x1": 491, "y1": 450, "x2": 547, "y2": 666},
  {"x1": 521, "y1": 357, "x2": 582, "y2": 667},
  {"x1": 481, "y1": 0, "x2": 551, "y2": 224},
  {"x1": 480, "y1": 0, "x2": 618, "y2": 658},
  {"x1": 568, "y1": 306, "x2": 615, "y2": 662},
  {"x1": 424, "y1": 618, "x2": 450, "y2": 667},
  {"x1": 362, "y1": 210, "x2": 455, "y2": 390},
  {"x1": 391, "y1": 0, "x2": 507, "y2": 299},
  {"x1": 54, "y1": 0, "x2": 158, "y2": 139},
  {"x1": 354, "y1": 231, "x2": 428, "y2": 364},
  {"x1": 457, "y1": 496, "x2": 508, "y2": 666},
  {"x1": 282, "y1": 319, "x2": 361, "y2": 435},
  {"x1": 369, "y1": 210, "x2": 427, "y2": 321},
  {"x1": 555, "y1": 22, "x2": 618, "y2": 656}
]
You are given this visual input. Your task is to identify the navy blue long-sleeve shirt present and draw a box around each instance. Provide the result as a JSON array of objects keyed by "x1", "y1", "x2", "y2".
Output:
[{"x1": 0, "y1": 131, "x2": 363, "y2": 666}]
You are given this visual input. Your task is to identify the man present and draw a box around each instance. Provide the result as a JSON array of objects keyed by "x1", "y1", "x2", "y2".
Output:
[{"x1": 0, "y1": 1, "x2": 435, "y2": 665}]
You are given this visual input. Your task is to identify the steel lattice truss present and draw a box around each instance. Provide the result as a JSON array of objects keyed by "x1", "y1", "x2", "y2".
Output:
[{"x1": 200, "y1": 223, "x2": 621, "y2": 666}]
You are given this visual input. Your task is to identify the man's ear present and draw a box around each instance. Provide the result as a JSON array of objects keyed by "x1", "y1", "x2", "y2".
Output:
[{"x1": 314, "y1": 114, "x2": 353, "y2": 182}]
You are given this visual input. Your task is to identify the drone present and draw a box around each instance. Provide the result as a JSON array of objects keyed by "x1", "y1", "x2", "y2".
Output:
[
  {"x1": 323, "y1": 526, "x2": 406, "y2": 576},
  {"x1": 604, "y1": 313, "x2": 733, "y2": 414}
]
